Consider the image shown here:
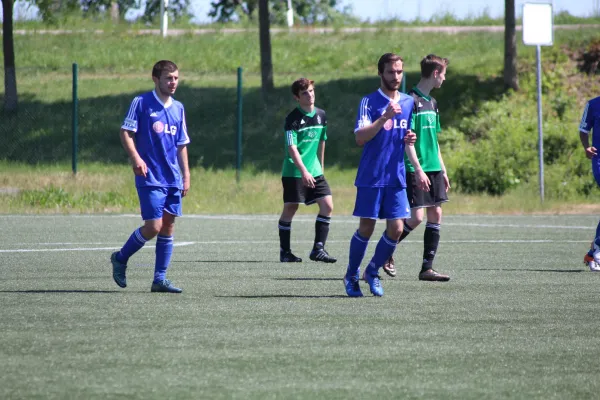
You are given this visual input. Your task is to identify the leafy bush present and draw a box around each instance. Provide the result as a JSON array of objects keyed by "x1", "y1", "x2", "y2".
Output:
[{"x1": 441, "y1": 36, "x2": 600, "y2": 197}]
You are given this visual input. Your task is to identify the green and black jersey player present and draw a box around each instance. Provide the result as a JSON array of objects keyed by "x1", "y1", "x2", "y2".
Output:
[
  {"x1": 278, "y1": 78, "x2": 337, "y2": 264},
  {"x1": 383, "y1": 54, "x2": 451, "y2": 282}
]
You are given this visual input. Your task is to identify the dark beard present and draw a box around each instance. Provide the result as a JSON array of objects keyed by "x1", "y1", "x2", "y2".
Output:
[{"x1": 382, "y1": 78, "x2": 400, "y2": 92}]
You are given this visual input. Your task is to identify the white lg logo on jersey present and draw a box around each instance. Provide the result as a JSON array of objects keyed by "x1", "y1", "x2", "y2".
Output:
[
  {"x1": 383, "y1": 118, "x2": 408, "y2": 131},
  {"x1": 153, "y1": 121, "x2": 178, "y2": 135}
]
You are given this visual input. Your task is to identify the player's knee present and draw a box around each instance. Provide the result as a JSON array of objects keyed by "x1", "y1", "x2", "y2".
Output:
[
  {"x1": 358, "y1": 221, "x2": 375, "y2": 238},
  {"x1": 320, "y1": 202, "x2": 333, "y2": 216},
  {"x1": 388, "y1": 227, "x2": 403, "y2": 241},
  {"x1": 142, "y1": 224, "x2": 161, "y2": 239},
  {"x1": 160, "y1": 221, "x2": 175, "y2": 235},
  {"x1": 410, "y1": 212, "x2": 425, "y2": 226},
  {"x1": 282, "y1": 204, "x2": 299, "y2": 219}
]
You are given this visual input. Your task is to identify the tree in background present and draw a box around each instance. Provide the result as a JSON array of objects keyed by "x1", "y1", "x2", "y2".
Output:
[
  {"x1": 2, "y1": 0, "x2": 18, "y2": 111},
  {"x1": 29, "y1": 0, "x2": 190, "y2": 23},
  {"x1": 209, "y1": 0, "x2": 353, "y2": 25},
  {"x1": 138, "y1": 0, "x2": 190, "y2": 23},
  {"x1": 258, "y1": 0, "x2": 274, "y2": 94},
  {"x1": 504, "y1": 0, "x2": 518, "y2": 91},
  {"x1": 79, "y1": 0, "x2": 138, "y2": 20}
]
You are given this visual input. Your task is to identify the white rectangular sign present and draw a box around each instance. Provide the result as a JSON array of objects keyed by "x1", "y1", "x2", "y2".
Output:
[{"x1": 522, "y1": 3, "x2": 553, "y2": 46}]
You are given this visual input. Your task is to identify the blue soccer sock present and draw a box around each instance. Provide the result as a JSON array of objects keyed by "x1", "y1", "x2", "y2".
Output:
[
  {"x1": 346, "y1": 230, "x2": 370, "y2": 278},
  {"x1": 117, "y1": 227, "x2": 148, "y2": 263},
  {"x1": 154, "y1": 235, "x2": 174, "y2": 283},
  {"x1": 366, "y1": 232, "x2": 397, "y2": 275}
]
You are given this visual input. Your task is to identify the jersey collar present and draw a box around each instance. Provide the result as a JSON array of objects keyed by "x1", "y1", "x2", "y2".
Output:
[
  {"x1": 152, "y1": 90, "x2": 173, "y2": 108},
  {"x1": 412, "y1": 86, "x2": 431, "y2": 102},
  {"x1": 297, "y1": 106, "x2": 316, "y2": 118},
  {"x1": 378, "y1": 88, "x2": 400, "y2": 103}
]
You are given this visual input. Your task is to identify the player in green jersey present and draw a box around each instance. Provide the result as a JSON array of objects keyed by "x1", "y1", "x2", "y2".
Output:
[
  {"x1": 383, "y1": 54, "x2": 451, "y2": 282},
  {"x1": 278, "y1": 78, "x2": 337, "y2": 264}
]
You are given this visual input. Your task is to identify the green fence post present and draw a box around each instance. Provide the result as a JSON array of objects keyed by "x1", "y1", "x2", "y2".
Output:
[
  {"x1": 401, "y1": 75, "x2": 406, "y2": 94},
  {"x1": 236, "y1": 67, "x2": 243, "y2": 183},
  {"x1": 72, "y1": 63, "x2": 78, "y2": 175}
]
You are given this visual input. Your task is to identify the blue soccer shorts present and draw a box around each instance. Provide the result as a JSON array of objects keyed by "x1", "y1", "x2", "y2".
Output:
[
  {"x1": 137, "y1": 186, "x2": 183, "y2": 221},
  {"x1": 352, "y1": 186, "x2": 411, "y2": 220}
]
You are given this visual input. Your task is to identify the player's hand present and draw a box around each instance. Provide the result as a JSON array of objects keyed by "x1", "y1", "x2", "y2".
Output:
[
  {"x1": 131, "y1": 157, "x2": 147, "y2": 177},
  {"x1": 301, "y1": 171, "x2": 316, "y2": 189},
  {"x1": 585, "y1": 146, "x2": 597, "y2": 159},
  {"x1": 404, "y1": 130, "x2": 416, "y2": 145},
  {"x1": 442, "y1": 170, "x2": 451, "y2": 192},
  {"x1": 181, "y1": 178, "x2": 190, "y2": 197},
  {"x1": 382, "y1": 102, "x2": 401, "y2": 120},
  {"x1": 416, "y1": 169, "x2": 431, "y2": 192}
]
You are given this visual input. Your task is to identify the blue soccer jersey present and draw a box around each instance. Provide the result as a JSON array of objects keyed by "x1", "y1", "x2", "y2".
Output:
[
  {"x1": 580, "y1": 96, "x2": 600, "y2": 150},
  {"x1": 353, "y1": 89, "x2": 414, "y2": 188},
  {"x1": 122, "y1": 90, "x2": 190, "y2": 189}
]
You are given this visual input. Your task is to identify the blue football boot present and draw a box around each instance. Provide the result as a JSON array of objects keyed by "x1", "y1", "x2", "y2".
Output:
[
  {"x1": 363, "y1": 266, "x2": 384, "y2": 297},
  {"x1": 344, "y1": 268, "x2": 363, "y2": 297},
  {"x1": 151, "y1": 279, "x2": 183, "y2": 293},
  {"x1": 111, "y1": 252, "x2": 127, "y2": 288}
]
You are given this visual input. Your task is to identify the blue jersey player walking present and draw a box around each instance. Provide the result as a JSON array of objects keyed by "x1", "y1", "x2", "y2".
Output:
[
  {"x1": 344, "y1": 53, "x2": 429, "y2": 297},
  {"x1": 110, "y1": 60, "x2": 191, "y2": 293},
  {"x1": 579, "y1": 96, "x2": 600, "y2": 272}
]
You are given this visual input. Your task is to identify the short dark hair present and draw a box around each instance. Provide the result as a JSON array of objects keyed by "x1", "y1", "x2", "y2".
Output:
[
  {"x1": 152, "y1": 60, "x2": 178, "y2": 79},
  {"x1": 377, "y1": 53, "x2": 403, "y2": 74},
  {"x1": 420, "y1": 54, "x2": 449, "y2": 78},
  {"x1": 291, "y1": 77, "x2": 315, "y2": 97}
]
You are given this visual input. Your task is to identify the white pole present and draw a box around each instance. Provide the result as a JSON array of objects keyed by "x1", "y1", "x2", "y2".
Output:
[
  {"x1": 160, "y1": 0, "x2": 169, "y2": 37},
  {"x1": 286, "y1": 0, "x2": 293, "y2": 28},
  {"x1": 536, "y1": 45, "x2": 544, "y2": 203}
]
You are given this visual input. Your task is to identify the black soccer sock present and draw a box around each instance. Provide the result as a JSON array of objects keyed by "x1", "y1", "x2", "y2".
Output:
[
  {"x1": 422, "y1": 222, "x2": 441, "y2": 271},
  {"x1": 314, "y1": 215, "x2": 331, "y2": 249},
  {"x1": 398, "y1": 222, "x2": 414, "y2": 243},
  {"x1": 278, "y1": 220, "x2": 292, "y2": 252}
]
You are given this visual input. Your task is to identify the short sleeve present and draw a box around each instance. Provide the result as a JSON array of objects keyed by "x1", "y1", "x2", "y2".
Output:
[
  {"x1": 320, "y1": 110, "x2": 327, "y2": 141},
  {"x1": 580, "y1": 102, "x2": 593, "y2": 134},
  {"x1": 354, "y1": 97, "x2": 372, "y2": 133},
  {"x1": 178, "y1": 107, "x2": 191, "y2": 146},
  {"x1": 122, "y1": 96, "x2": 142, "y2": 132},
  {"x1": 284, "y1": 117, "x2": 298, "y2": 146}
]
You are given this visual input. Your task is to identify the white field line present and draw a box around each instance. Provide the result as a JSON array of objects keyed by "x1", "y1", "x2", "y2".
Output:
[
  {"x1": 2, "y1": 214, "x2": 594, "y2": 230},
  {"x1": 0, "y1": 242, "x2": 195, "y2": 253},
  {"x1": 0, "y1": 240, "x2": 589, "y2": 253}
]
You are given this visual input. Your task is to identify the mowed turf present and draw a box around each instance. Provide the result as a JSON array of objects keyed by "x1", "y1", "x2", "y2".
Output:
[{"x1": 1, "y1": 214, "x2": 600, "y2": 399}]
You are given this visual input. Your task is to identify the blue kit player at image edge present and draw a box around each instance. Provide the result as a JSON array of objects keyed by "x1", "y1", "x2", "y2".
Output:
[{"x1": 580, "y1": 96, "x2": 600, "y2": 272}]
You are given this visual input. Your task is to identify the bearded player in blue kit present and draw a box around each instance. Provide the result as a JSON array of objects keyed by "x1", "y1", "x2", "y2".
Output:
[
  {"x1": 110, "y1": 60, "x2": 191, "y2": 293},
  {"x1": 344, "y1": 53, "x2": 429, "y2": 297}
]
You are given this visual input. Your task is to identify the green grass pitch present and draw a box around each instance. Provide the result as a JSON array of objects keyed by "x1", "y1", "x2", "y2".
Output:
[{"x1": 1, "y1": 214, "x2": 600, "y2": 399}]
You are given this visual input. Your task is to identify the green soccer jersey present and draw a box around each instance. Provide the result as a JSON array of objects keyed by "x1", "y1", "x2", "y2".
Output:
[
  {"x1": 405, "y1": 87, "x2": 442, "y2": 173},
  {"x1": 282, "y1": 106, "x2": 328, "y2": 178}
]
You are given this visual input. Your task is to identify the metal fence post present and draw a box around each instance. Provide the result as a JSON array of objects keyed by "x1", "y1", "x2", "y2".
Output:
[
  {"x1": 72, "y1": 63, "x2": 78, "y2": 175},
  {"x1": 236, "y1": 67, "x2": 243, "y2": 183}
]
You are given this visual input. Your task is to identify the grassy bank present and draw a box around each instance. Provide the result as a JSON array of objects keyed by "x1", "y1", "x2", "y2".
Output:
[
  {"x1": 1, "y1": 25, "x2": 600, "y2": 213},
  {"x1": 2, "y1": 163, "x2": 599, "y2": 215}
]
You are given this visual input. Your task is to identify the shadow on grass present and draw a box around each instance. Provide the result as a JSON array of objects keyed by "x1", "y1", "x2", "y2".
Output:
[
  {"x1": 171, "y1": 260, "x2": 264, "y2": 263},
  {"x1": 0, "y1": 73, "x2": 504, "y2": 172},
  {"x1": 215, "y1": 294, "x2": 348, "y2": 299},
  {"x1": 469, "y1": 268, "x2": 584, "y2": 273},
  {"x1": 0, "y1": 289, "x2": 119, "y2": 293},
  {"x1": 272, "y1": 277, "x2": 342, "y2": 281}
]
